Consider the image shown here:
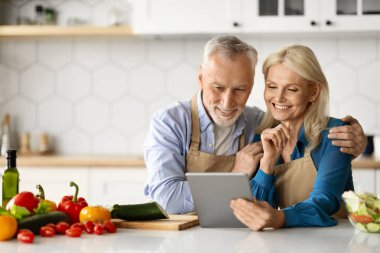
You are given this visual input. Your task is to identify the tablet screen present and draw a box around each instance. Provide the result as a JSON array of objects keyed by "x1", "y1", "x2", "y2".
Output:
[{"x1": 186, "y1": 172, "x2": 252, "y2": 228}]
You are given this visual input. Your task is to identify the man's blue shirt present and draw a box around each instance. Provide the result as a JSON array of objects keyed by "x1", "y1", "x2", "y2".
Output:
[{"x1": 144, "y1": 91, "x2": 264, "y2": 213}]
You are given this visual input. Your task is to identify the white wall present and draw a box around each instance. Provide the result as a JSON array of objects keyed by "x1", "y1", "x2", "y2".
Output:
[{"x1": 1, "y1": 0, "x2": 379, "y2": 155}]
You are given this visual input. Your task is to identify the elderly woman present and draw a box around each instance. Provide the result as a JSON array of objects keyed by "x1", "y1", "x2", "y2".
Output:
[{"x1": 230, "y1": 45, "x2": 354, "y2": 230}]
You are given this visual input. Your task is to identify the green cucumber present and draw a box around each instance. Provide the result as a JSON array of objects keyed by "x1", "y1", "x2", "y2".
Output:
[
  {"x1": 18, "y1": 211, "x2": 70, "y2": 234},
  {"x1": 355, "y1": 222, "x2": 368, "y2": 232},
  {"x1": 366, "y1": 223, "x2": 380, "y2": 233},
  {"x1": 111, "y1": 202, "x2": 169, "y2": 221}
]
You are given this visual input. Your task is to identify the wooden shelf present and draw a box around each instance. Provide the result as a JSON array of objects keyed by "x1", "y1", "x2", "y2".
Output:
[
  {"x1": 0, "y1": 25, "x2": 134, "y2": 38},
  {"x1": 0, "y1": 155, "x2": 145, "y2": 167},
  {"x1": 352, "y1": 155, "x2": 380, "y2": 169}
]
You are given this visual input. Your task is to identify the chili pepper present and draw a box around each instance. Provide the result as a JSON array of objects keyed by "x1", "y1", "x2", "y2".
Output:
[{"x1": 57, "y1": 182, "x2": 88, "y2": 224}]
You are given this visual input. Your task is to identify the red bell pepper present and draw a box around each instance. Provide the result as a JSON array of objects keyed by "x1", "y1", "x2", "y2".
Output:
[
  {"x1": 6, "y1": 191, "x2": 40, "y2": 214},
  {"x1": 58, "y1": 182, "x2": 88, "y2": 224}
]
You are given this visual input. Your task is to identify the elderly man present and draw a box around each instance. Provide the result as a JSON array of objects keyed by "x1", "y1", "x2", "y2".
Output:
[{"x1": 144, "y1": 35, "x2": 366, "y2": 214}]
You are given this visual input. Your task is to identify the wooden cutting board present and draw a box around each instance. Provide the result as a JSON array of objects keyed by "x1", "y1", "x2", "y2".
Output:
[{"x1": 112, "y1": 215, "x2": 199, "y2": 231}]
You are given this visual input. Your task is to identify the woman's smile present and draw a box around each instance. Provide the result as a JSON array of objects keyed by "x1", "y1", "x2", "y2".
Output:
[{"x1": 273, "y1": 103, "x2": 290, "y2": 110}]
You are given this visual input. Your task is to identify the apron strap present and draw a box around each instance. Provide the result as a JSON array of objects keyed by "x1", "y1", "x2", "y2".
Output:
[
  {"x1": 190, "y1": 94, "x2": 201, "y2": 150},
  {"x1": 238, "y1": 129, "x2": 245, "y2": 151}
]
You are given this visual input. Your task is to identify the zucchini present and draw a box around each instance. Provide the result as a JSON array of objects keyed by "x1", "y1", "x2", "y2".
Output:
[
  {"x1": 18, "y1": 211, "x2": 70, "y2": 234},
  {"x1": 111, "y1": 202, "x2": 169, "y2": 221}
]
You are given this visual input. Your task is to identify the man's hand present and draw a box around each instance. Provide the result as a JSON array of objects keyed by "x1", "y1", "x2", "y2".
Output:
[
  {"x1": 232, "y1": 142, "x2": 263, "y2": 178},
  {"x1": 230, "y1": 198, "x2": 285, "y2": 231},
  {"x1": 328, "y1": 115, "x2": 367, "y2": 157}
]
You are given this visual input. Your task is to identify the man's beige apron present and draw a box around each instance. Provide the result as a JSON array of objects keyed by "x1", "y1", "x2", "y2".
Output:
[
  {"x1": 274, "y1": 151, "x2": 346, "y2": 218},
  {"x1": 186, "y1": 95, "x2": 244, "y2": 172}
]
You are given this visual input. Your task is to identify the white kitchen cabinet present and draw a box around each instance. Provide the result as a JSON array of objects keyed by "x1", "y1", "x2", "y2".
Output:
[
  {"x1": 132, "y1": 0, "x2": 380, "y2": 34},
  {"x1": 243, "y1": 0, "x2": 319, "y2": 32},
  {"x1": 89, "y1": 167, "x2": 148, "y2": 206},
  {"x1": 321, "y1": 0, "x2": 380, "y2": 31},
  {"x1": 132, "y1": 0, "x2": 245, "y2": 34},
  {"x1": 17, "y1": 167, "x2": 148, "y2": 206},
  {"x1": 244, "y1": 0, "x2": 380, "y2": 33},
  {"x1": 352, "y1": 168, "x2": 376, "y2": 194},
  {"x1": 18, "y1": 167, "x2": 90, "y2": 204}
]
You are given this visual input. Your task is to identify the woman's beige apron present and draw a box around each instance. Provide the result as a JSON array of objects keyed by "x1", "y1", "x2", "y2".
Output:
[
  {"x1": 274, "y1": 151, "x2": 346, "y2": 218},
  {"x1": 186, "y1": 95, "x2": 245, "y2": 172}
]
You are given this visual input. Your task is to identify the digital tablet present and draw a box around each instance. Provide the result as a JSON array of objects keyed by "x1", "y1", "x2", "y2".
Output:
[{"x1": 186, "y1": 172, "x2": 252, "y2": 228}]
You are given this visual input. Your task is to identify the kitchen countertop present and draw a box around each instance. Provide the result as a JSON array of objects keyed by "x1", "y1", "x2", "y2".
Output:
[
  {"x1": 0, "y1": 220, "x2": 377, "y2": 253},
  {"x1": 0, "y1": 154, "x2": 379, "y2": 168}
]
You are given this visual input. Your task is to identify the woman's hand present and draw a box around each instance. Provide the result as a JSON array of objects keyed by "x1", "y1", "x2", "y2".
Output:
[
  {"x1": 232, "y1": 142, "x2": 263, "y2": 178},
  {"x1": 328, "y1": 115, "x2": 367, "y2": 158},
  {"x1": 230, "y1": 198, "x2": 285, "y2": 231},
  {"x1": 260, "y1": 124, "x2": 290, "y2": 174}
]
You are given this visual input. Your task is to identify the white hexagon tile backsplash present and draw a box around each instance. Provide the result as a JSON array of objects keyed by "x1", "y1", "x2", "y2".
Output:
[{"x1": 0, "y1": 1, "x2": 379, "y2": 155}]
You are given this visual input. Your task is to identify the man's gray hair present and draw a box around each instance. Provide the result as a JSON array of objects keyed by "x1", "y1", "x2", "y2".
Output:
[{"x1": 203, "y1": 35, "x2": 258, "y2": 71}]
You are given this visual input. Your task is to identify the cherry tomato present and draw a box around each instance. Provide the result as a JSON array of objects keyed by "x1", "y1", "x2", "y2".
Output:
[
  {"x1": 40, "y1": 226, "x2": 56, "y2": 237},
  {"x1": 83, "y1": 220, "x2": 95, "y2": 234},
  {"x1": 46, "y1": 223, "x2": 57, "y2": 232},
  {"x1": 56, "y1": 221, "x2": 70, "y2": 234},
  {"x1": 71, "y1": 222, "x2": 85, "y2": 230},
  {"x1": 103, "y1": 221, "x2": 117, "y2": 233},
  {"x1": 17, "y1": 229, "x2": 34, "y2": 244},
  {"x1": 94, "y1": 224, "x2": 103, "y2": 235},
  {"x1": 351, "y1": 214, "x2": 374, "y2": 224},
  {"x1": 65, "y1": 227, "x2": 82, "y2": 237}
]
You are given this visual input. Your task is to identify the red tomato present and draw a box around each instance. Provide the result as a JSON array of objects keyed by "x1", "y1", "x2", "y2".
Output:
[
  {"x1": 94, "y1": 224, "x2": 103, "y2": 235},
  {"x1": 83, "y1": 220, "x2": 95, "y2": 234},
  {"x1": 17, "y1": 230, "x2": 34, "y2": 244},
  {"x1": 71, "y1": 222, "x2": 84, "y2": 230},
  {"x1": 103, "y1": 221, "x2": 117, "y2": 233},
  {"x1": 65, "y1": 227, "x2": 82, "y2": 237},
  {"x1": 40, "y1": 226, "x2": 56, "y2": 237},
  {"x1": 351, "y1": 214, "x2": 374, "y2": 224},
  {"x1": 56, "y1": 221, "x2": 70, "y2": 234},
  {"x1": 46, "y1": 223, "x2": 57, "y2": 232}
]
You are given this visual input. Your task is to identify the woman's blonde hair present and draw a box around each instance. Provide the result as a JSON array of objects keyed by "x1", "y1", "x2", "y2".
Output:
[{"x1": 256, "y1": 45, "x2": 329, "y2": 151}]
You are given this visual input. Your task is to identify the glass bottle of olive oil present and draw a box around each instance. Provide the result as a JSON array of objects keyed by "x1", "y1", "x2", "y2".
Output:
[{"x1": 2, "y1": 149, "x2": 19, "y2": 207}]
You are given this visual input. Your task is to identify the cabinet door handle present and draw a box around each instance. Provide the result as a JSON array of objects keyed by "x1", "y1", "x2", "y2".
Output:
[
  {"x1": 325, "y1": 20, "x2": 332, "y2": 26},
  {"x1": 310, "y1": 20, "x2": 317, "y2": 26},
  {"x1": 233, "y1": 22, "x2": 240, "y2": 27}
]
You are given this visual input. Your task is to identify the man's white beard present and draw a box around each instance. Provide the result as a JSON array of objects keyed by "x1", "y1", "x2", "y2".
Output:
[{"x1": 209, "y1": 105, "x2": 242, "y2": 127}]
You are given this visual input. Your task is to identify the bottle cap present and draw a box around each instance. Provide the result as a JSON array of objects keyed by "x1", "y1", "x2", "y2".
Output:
[
  {"x1": 6, "y1": 149, "x2": 17, "y2": 159},
  {"x1": 36, "y1": 5, "x2": 44, "y2": 12}
]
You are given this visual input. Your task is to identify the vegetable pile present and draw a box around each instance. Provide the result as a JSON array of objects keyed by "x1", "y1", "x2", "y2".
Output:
[
  {"x1": 342, "y1": 191, "x2": 380, "y2": 233},
  {"x1": 0, "y1": 182, "x2": 117, "y2": 244}
]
